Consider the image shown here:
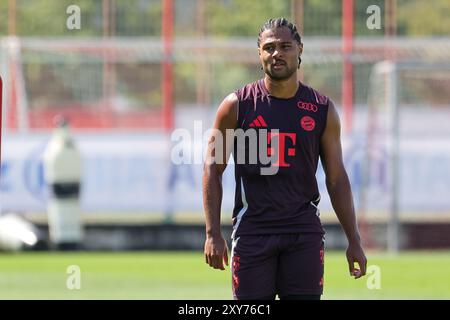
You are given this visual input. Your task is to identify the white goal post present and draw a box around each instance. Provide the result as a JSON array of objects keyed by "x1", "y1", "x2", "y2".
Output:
[{"x1": 364, "y1": 60, "x2": 450, "y2": 252}]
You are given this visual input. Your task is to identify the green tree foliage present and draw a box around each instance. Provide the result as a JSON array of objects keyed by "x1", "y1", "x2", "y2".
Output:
[
  {"x1": 0, "y1": 1, "x2": 7, "y2": 35},
  {"x1": 114, "y1": 0, "x2": 161, "y2": 36},
  {"x1": 205, "y1": 0, "x2": 291, "y2": 38},
  {"x1": 303, "y1": 0, "x2": 341, "y2": 36},
  {"x1": 397, "y1": 0, "x2": 450, "y2": 36},
  {"x1": 15, "y1": 0, "x2": 100, "y2": 36},
  {"x1": 2, "y1": 0, "x2": 449, "y2": 37},
  {"x1": 1, "y1": 0, "x2": 161, "y2": 37}
]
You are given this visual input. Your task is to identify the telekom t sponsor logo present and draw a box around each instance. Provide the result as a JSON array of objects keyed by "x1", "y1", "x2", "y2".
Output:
[
  {"x1": 267, "y1": 132, "x2": 296, "y2": 167},
  {"x1": 171, "y1": 121, "x2": 298, "y2": 175}
]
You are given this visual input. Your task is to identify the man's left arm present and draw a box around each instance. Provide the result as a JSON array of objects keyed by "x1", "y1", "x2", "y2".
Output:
[{"x1": 320, "y1": 99, "x2": 367, "y2": 279}]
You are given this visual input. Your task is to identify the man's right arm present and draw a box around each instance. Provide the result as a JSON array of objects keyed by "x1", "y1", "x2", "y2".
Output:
[{"x1": 203, "y1": 93, "x2": 238, "y2": 270}]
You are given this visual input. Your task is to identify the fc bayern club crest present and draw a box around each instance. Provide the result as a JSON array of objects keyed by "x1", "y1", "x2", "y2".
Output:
[{"x1": 300, "y1": 116, "x2": 315, "y2": 131}]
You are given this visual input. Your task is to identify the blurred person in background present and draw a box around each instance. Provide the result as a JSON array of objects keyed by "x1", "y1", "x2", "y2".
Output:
[{"x1": 203, "y1": 17, "x2": 366, "y2": 300}]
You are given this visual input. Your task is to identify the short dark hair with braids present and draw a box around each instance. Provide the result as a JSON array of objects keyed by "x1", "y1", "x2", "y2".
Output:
[{"x1": 257, "y1": 17, "x2": 302, "y2": 48}]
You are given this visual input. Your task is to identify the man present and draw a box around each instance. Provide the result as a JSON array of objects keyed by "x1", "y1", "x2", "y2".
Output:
[{"x1": 203, "y1": 17, "x2": 367, "y2": 300}]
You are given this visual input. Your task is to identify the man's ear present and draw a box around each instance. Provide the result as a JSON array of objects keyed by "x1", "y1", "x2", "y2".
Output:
[{"x1": 297, "y1": 43, "x2": 303, "y2": 69}]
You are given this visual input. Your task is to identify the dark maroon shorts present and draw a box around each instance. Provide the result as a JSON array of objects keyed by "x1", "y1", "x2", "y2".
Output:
[{"x1": 231, "y1": 233, "x2": 325, "y2": 300}]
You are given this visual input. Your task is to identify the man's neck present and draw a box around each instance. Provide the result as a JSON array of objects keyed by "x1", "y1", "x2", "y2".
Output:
[{"x1": 264, "y1": 75, "x2": 299, "y2": 99}]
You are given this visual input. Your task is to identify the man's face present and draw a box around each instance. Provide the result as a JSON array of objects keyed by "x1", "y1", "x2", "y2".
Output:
[{"x1": 258, "y1": 27, "x2": 303, "y2": 81}]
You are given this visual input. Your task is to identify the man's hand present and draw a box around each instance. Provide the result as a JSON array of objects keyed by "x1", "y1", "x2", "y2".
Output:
[
  {"x1": 346, "y1": 241, "x2": 367, "y2": 279},
  {"x1": 204, "y1": 235, "x2": 229, "y2": 270}
]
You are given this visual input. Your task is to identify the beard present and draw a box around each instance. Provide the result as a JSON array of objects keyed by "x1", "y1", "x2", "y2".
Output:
[{"x1": 264, "y1": 64, "x2": 297, "y2": 81}]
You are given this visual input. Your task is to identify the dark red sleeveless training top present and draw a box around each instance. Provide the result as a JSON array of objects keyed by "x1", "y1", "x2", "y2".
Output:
[{"x1": 231, "y1": 78, "x2": 329, "y2": 238}]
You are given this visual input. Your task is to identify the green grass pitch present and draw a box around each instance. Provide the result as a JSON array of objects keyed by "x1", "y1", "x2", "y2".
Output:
[{"x1": 0, "y1": 251, "x2": 449, "y2": 299}]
